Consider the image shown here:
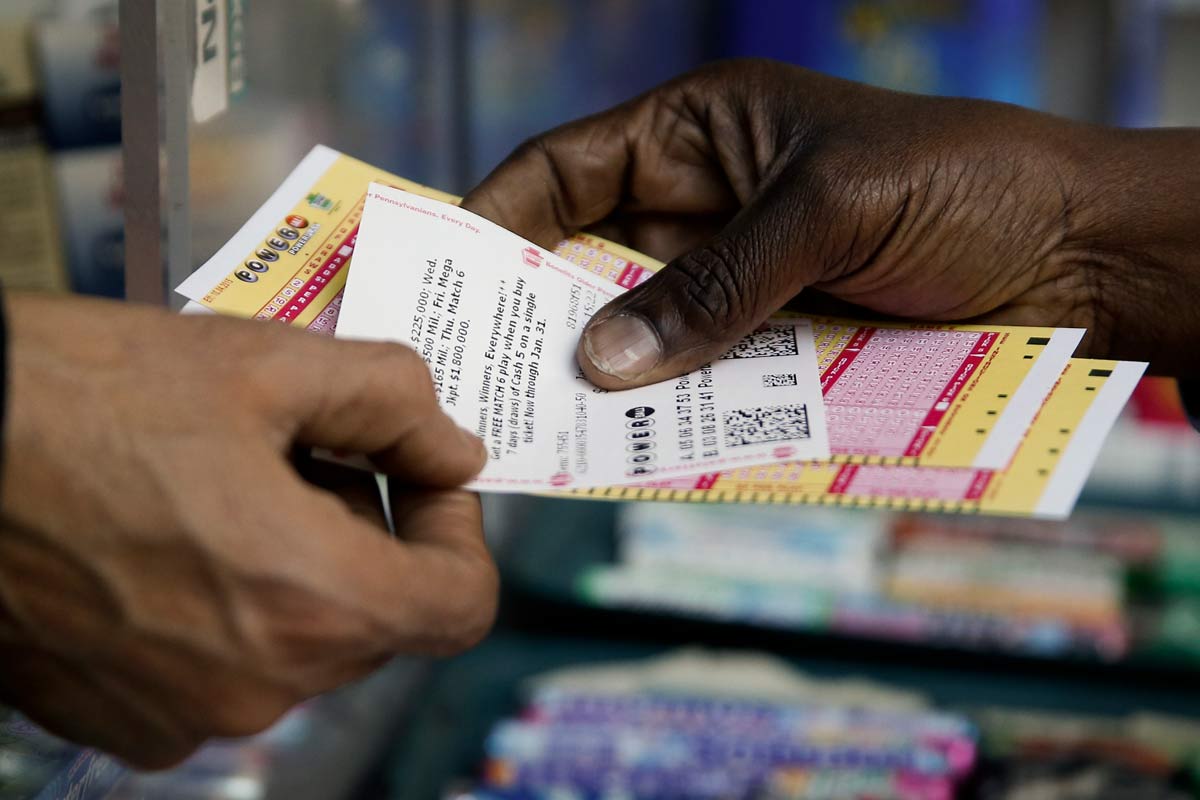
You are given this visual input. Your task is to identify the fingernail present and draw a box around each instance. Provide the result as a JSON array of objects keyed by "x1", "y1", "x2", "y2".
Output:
[{"x1": 583, "y1": 314, "x2": 662, "y2": 381}]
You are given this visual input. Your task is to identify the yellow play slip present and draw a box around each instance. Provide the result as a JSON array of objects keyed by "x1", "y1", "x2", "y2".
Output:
[
  {"x1": 175, "y1": 145, "x2": 1143, "y2": 516},
  {"x1": 565, "y1": 359, "x2": 1144, "y2": 520}
]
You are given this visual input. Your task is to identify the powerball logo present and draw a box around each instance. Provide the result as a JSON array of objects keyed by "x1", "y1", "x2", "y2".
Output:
[{"x1": 521, "y1": 246, "x2": 543, "y2": 269}]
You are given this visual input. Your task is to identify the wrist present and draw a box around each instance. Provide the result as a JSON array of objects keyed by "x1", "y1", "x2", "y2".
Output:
[{"x1": 1061, "y1": 126, "x2": 1200, "y2": 377}]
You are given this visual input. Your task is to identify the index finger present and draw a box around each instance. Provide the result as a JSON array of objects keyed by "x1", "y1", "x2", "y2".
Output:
[
  {"x1": 461, "y1": 104, "x2": 636, "y2": 246},
  {"x1": 234, "y1": 318, "x2": 486, "y2": 488},
  {"x1": 461, "y1": 77, "x2": 743, "y2": 245}
]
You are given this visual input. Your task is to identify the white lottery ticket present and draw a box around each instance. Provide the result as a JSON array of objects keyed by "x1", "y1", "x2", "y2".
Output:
[{"x1": 336, "y1": 183, "x2": 830, "y2": 492}]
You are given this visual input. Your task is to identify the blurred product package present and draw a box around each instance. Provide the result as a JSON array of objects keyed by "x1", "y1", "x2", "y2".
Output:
[
  {"x1": 0, "y1": 7, "x2": 69, "y2": 292},
  {"x1": 51, "y1": 145, "x2": 123, "y2": 297},
  {"x1": 464, "y1": 0, "x2": 709, "y2": 185},
  {"x1": 577, "y1": 504, "x2": 1200, "y2": 663},
  {"x1": 457, "y1": 650, "x2": 978, "y2": 800},
  {"x1": 969, "y1": 706, "x2": 1200, "y2": 799},
  {"x1": 721, "y1": 0, "x2": 1042, "y2": 106},
  {"x1": 0, "y1": 14, "x2": 40, "y2": 105},
  {"x1": 32, "y1": 1, "x2": 123, "y2": 297},
  {"x1": 33, "y1": 13, "x2": 120, "y2": 150},
  {"x1": 445, "y1": 649, "x2": 1200, "y2": 799},
  {"x1": 1086, "y1": 377, "x2": 1200, "y2": 510}
]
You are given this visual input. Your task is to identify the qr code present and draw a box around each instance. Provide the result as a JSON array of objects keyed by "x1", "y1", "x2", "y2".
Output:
[
  {"x1": 720, "y1": 326, "x2": 799, "y2": 359},
  {"x1": 762, "y1": 373, "x2": 798, "y2": 388},
  {"x1": 724, "y1": 404, "x2": 811, "y2": 448}
]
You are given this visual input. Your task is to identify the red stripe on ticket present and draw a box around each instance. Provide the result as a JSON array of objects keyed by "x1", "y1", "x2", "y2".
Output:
[
  {"x1": 616, "y1": 264, "x2": 647, "y2": 288},
  {"x1": 964, "y1": 470, "x2": 993, "y2": 501},
  {"x1": 820, "y1": 327, "x2": 876, "y2": 394},
  {"x1": 903, "y1": 332, "x2": 1000, "y2": 457},
  {"x1": 271, "y1": 225, "x2": 359, "y2": 322},
  {"x1": 827, "y1": 464, "x2": 859, "y2": 494}
]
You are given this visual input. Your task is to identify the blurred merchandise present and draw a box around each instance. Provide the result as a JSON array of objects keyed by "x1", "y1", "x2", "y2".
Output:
[
  {"x1": 453, "y1": 651, "x2": 978, "y2": 800},
  {"x1": 0, "y1": 17, "x2": 40, "y2": 108},
  {"x1": 32, "y1": 14, "x2": 120, "y2": 150},
  {"x1": 1131, "y1": 377, "x2": 1194, "y2": 428},
  {"x1": 330, "y1": 0, "x2": 451, "y2": 187},
  {"x1": 386, "y1": 631, "x2": 1200, "y2": 798},
  {"x1": 717, "y1": 0, "x2": 1200, "y2": 128},
  {"x1": 1085, "y1": 378, "x2": 1200, "y2": 511},
  {"x1": 720, "y1": 0, "x2": 1043, "y2": 107},
  {"x1": 0, "y1": 129, "x2": 70, "y2": 292},
  {"x1": 53, "y1": 146, "x2": 123, "y2": 297},
  {"x1": 968, "y1": 707, "x2": 1200, "y2": 799},
  {"x1": 1109, "y1": 0, "x2": 1162, "y2": 126},
  {"x1": 0, "y1": 0, "x2": 120, "y2": 297},
  {"x1": 30, "y1": 3, "x2": 122, "y2": 298},
  {"x1": 521, "y1": 649, "x2": 928, "y2": 710},
  {"x1": 1160, "y1": 1, "x2": 1200, "y2": 126},
  {"x1": 464, "y1": 0, "x2": 711, "y2": 184},
  {"x1": 0, "y1": 5, "x2": 69, "y2": 293},
  {"x1": 574, "y1": 503, "x2": 1200, "y2": 664}
]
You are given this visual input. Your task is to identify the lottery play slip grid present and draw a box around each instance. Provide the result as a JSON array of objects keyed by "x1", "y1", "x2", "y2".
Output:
[
  {"x1": 176, "y1": 145, "x2": 1143, "y2": 518},
  {"x1": 822, "y1": 326, "x2": 991, "y2": 456},
  {"x1": 544, "y1": 224, "x2": 1086, "y2": 473},
  {"x1": 811, "y1": 320, "x2": 1082, "y2": 468},
  {"x1": 589, "y1": 359, "x2": 1144, "y2": 519}
]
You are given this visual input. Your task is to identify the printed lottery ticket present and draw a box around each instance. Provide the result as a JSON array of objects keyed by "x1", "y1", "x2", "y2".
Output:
[
  {"x1": 811, "y1": 319, "x2": 1081, "y2": 469},
  {"x1": 176, "y1": 146, "x2": 1082, "y2": 468},
  {"x1": 174, "y1": 146, "x2": 1084, "y2": 472},
  {"x1": 561, "y1": 250, "x2": 1084, "y2": 471},
  {"x1": 550, "y1": 219, "x2": 1084, "y2": 471},
  {"x1": 175, "y1": 145, "x2": 1137, "y2": 515},
  {"x1": 176, "y1": 146, "x2": 458, "y2": 325},
  {"x1": 573, "y1": 359, "x2": 1144, "y2": 519},
  {"x1": 333, "y1": 184, "x2": 830, "y2": 491},
  {"x1": 176, "y1": 145, "x2": 659, "y2": 325}
]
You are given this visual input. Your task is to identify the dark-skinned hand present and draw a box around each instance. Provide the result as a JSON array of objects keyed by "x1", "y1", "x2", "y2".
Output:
[{"x1": 464, "y1": 59, "x2": 1200, "y2": 387}]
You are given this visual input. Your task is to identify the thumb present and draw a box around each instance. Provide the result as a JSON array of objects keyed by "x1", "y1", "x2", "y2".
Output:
[{"x1": 577, "y1": 181, "x2": 821, "y2": 389}]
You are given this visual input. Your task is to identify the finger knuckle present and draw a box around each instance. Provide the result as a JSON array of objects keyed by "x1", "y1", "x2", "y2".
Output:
[
  {"x1": 429, "y1": 560, "x2": 499, "y2": 656},
  {"x1": 366, "y1": 339, "x2": 425, "y2": 370},
  {"x1": 670, "y1": 242, "x2": 756, "y2": 330},
  {"x1": 511, "y1": 134, "x2": 551, "y2": 165},
  {"x1": 363, "y1": 341, "x2": 433, "y2": 391},
  {"x1": 523, "y1": 137, "x2": 578, "y2": 232}
]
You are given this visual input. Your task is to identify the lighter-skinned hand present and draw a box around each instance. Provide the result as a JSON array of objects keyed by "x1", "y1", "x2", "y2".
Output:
[{"x1": 0, "y1": 293, "x2": 496, "y2": 768}]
